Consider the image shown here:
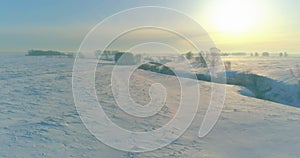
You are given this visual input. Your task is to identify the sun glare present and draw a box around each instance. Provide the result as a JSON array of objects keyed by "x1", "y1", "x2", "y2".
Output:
[{"x1": 211, "y1": 0, "x2": 261, "y2": 33}]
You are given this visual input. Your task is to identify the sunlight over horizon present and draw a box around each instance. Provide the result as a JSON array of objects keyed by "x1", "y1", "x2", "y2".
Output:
[
  {"x1": 0, "y1": 0, "x2": 300, "y2": 54},
  {"x1": 0, "y1": 1, "x2": 300, "y2": 157},
  {"x1": 209, "y1": 0, "x2": 263, "y2": 33},
  {"x1": 195, "y1": 0, "x2": 300, "y2": 54}
]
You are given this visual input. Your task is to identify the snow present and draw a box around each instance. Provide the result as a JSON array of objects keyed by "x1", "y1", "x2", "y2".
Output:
[
  {"x1": 0, "y1": 53, "x2": 300, "y2": 157},
  {"x1": 221, "y1": 56, "x2": 300, "y2": 85},
  {"x1": 165, "y1": 56, "x2": 300, "y2": 107}
]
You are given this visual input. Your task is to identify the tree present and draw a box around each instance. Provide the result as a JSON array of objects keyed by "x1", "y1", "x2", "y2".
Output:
[
  {"x1": 114, "y1": 52, "x2": 136, "y2": 65},
  {"x1": 289, "y1": 64, "x2": 300, "y2": 96},
  {"x1": 135, "y1": 54, "x2": 142, "y2": 64},
  {"x1": 103, "y1": 50, "x2": 110, "y2": 59},
  {"x1": 185, "y1": 51, "x2": 193, "y2": 60},
  {"x1": 209, "y1": 47, "x2": 221, "y2": 67},
  {"x1": 262, "y1": 52, "x2": 269, "y2": 57},
  {"x1": 195, "y1": 53, "x2": 207, "y2": 67}
]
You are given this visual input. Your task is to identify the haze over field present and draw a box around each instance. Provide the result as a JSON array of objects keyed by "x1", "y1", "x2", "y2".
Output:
[{"x1": 1, "y1": 0, "x2": 300, "y2": 54}]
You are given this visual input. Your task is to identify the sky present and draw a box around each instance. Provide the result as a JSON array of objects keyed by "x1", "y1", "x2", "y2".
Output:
[{"x1": 1, "y1": 0, "x2": 300, "y2": 54}]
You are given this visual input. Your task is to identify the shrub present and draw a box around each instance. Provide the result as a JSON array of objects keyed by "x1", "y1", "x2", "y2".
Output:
[{"x1": 138, "y1": 62, "x2": 175, "y2": 76}]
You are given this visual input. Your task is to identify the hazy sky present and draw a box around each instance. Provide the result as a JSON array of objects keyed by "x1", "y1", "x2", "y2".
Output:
[{"x1": 1, "y1": 0, "x2": 300, "y2": 53}]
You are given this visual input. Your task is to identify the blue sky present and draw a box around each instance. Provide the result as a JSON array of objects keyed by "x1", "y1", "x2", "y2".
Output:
[
  {"x1": 0, "y1": 0, "x2": 206, "y2": 52},
  {"x1": 1, "y1": 0, "x2": 299, "y2": 53}
]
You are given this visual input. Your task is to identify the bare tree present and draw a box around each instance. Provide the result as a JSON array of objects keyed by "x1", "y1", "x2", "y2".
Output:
[
  {"x1": 290, "y1": 64, "x2": 300, "y2": 97},
  {"x1": 290, "y1": 64, "x2": 300, "y2": 85}
]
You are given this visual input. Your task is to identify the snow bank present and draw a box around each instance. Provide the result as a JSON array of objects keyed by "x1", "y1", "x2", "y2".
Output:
[{"x1": 139, "y1": 61, "x2": 300, "y2": 107}]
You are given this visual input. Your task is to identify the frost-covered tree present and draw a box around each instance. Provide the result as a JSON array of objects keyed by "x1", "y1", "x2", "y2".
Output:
[
  {"x1": 114, "y1": 52, "x2": 136, "y2": 65},
  {"x1": 135, "y1": 54, "x2": 142, "y2": 64},
  {"x1": 262, "y1": 52, "x2": 269, "y2": 57},
  {"x1": 195, "y1": 52, "x2": 207, "y2": 67},
  {"x1": 185, "y1": 51, "x2": 193, "y2": 60},
  {"x1": 290, "y1": 64, "x2": 300, "y2": 97},
  {"x1": 224, "y1": 61, "x2": 231, "y2": 71}
]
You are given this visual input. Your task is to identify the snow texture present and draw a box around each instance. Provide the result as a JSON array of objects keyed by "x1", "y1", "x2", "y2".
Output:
[{"x1": 0, "y1": 53, "x2": 300, "y2": 157}]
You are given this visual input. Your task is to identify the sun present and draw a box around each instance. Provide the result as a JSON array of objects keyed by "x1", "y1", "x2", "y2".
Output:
[{"x1": 210, "y1": 0, "x2": 261, "y2": 33}]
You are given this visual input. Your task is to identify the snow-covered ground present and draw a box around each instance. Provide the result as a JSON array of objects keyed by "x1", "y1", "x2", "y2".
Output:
[
  {"x1": 165, "y1": 55, "x2": 300, "y2": 107},
  {"x1": 96, "y1": 64, "x2": 300, "y2": 158},
  {"x1": 1, "y1": 53, "x2": 300, "y2": 157},
  {"x1": 221, "y1": 56, "x2": 300, "y2": 85}
]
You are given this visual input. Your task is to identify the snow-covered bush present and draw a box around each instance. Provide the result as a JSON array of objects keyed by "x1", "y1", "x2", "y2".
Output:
[{"x1": 138, "y1": 62, "x2": 175, "y2": 76}]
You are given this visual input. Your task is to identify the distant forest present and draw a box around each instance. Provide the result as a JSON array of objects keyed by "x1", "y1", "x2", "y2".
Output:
[{"x1": 26, "y1": 50, "x2": 74, "y2": 57}]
